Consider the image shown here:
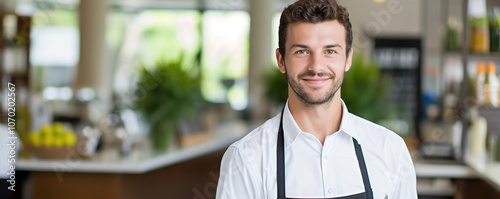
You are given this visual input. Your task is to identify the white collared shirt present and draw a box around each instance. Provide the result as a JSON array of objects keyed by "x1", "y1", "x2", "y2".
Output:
[{"x1": 216, "y1": 100, "x2": 417, "y2": 199}]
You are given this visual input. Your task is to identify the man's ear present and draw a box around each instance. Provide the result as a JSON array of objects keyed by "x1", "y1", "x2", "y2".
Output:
[
  {"x1": 345, "y1": 48, "x2": 354, "y2": 72},
  {"x1": 276, "y1": 48, "x2": 286, "y2": 74}
]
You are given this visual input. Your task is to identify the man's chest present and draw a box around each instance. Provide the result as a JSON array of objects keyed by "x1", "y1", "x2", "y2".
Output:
[{"x1": 259, "y1": 135, "x2": 394, "y2": 198}]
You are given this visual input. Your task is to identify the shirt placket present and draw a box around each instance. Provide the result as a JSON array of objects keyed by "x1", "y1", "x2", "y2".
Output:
[{"x1": 321, "y1": 136, "x2": 335, "y2": 198}]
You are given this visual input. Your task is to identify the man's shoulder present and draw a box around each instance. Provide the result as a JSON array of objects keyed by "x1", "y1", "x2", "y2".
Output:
[
  {"x1": 230, "y1": 114, "x2": 281, "y2": 150},
  {"x1": 348, "y1": 113, "x2": 411, "y2": 168},
  {"x1": 348, "y1": 113, "x2": 406, "y2": 147}
]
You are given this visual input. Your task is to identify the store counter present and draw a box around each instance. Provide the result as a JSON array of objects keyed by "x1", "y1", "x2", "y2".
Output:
[
  {"x1": 414, "y1": 156, "x2": 500, "y2": 198},
  {"x1": 466, "y1": 155, "x2": 500, "y2": 192},
  {"x1": 414, "y1": 160, "x2": 477, "y2": 197},
  {"x1": 17, "y1": 120, "x2": 249, "y2": 174},
  {"x1": 16, "y1": 120, "x2": 250, "y2": 199}
]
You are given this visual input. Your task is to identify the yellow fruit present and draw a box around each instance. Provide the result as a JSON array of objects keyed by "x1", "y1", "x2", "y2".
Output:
[
  {"x1": 43, "y1": 136, "x2": 55, "y2": 147},
  {"x1": 41, "y1": 124, "x2": 52, "y2": 136},
  {"x1": 64, "y1": 132, "x2": 76, "y2": 146},
  {"x1": 53, "y1": 122, "x2": 65, "y2": 136},
  {"x1": 29, "y1": 133, "x2": 42, "y2": 147},
  {"x1": 54, "y1": 137, "x2": 65, "y2": 147}
]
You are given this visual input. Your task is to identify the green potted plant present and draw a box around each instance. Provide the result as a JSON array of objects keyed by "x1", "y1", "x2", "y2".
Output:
[
  {"x1": 342, "y1": 54, "x2": 394, "y2": 123},
  {"x1": 263, "y1": 65, "x2": 289, "y2": 115},
  {"x1": 133, "y1": 57, "x2": 203, "y2": 150}
]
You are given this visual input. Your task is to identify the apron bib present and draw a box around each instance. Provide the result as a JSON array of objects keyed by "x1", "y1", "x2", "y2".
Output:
[{"x1": 276, "y1": 109, "x2": 374, "y2": 199}]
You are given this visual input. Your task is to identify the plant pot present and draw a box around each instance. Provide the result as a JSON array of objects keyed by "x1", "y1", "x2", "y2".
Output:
[{"x1": 151, "y1": 120, "x2": 177, "y2": 150}]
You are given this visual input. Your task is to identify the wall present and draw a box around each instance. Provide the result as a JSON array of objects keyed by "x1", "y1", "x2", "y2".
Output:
[{"x1": 338, "y1": 0, "x2": 422, "y2": 56}]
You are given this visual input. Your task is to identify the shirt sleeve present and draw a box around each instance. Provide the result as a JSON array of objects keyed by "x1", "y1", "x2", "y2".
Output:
[
  {"x1": 216, "y1": 145, "x2": 263, "y2": 199},
  {"x1": 391, "y1": 138, "x2": 418, "y2": 199}
]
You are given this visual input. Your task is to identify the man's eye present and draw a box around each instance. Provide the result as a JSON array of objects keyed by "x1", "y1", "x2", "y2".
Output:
[
  {"x1": 296, "y1": 50, "x2": 307, "y2": 54},
  {"x1": 326, "y1": 50, "x2": 335, "y2": 54}
]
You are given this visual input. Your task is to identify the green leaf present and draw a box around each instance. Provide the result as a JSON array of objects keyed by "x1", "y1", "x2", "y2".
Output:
[
  {"x1": 342, "y1": 54, "x2": 394, "y2": 122},
  {"x1": 133, "y1": 52, "x2": 205, "y2": 126}
]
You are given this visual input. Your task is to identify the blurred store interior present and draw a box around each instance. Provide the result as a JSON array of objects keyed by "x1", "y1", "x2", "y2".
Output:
[{"x1": 0, "y1": 0, "x2": 500, "y2": 198}]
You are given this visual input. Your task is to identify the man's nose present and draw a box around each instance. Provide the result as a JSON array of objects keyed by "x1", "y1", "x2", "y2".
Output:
[{"x1": 308, "y1": 52, "x2": 324, "y2": 72}]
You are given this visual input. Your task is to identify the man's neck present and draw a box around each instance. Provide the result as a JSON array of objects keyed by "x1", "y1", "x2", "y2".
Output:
[{"x1": 288, "y1": 94, "x2": 343, "y2": 145}]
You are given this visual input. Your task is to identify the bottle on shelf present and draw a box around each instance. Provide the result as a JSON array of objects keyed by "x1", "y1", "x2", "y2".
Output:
[
  {"x1": 477, "y1": 61, "x2": 486, "y2": 107},
  {"x1": 485, "y1": 61, "x2": 499, "y2": 108},
  {"x1": 469, "y1": 0, "x2": 490, "y2": 53},
  {"x1": 498, "y1": 70, "x2": 500, "y2": 108},
  {"x1": 446, "y1": 16, "x2": 460, "y2": 52},
  {"x1": 470, "y1": 17, "x2": 490, "y2": 53},
  {"x1": 469, "y1": 108, "x2": 487, "y2": 157},
  {"x1": 490, "y1": 7, "x2": 500, "y2": 52}
]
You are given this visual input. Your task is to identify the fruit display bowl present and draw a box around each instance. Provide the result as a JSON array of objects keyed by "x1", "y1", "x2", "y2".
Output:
[
  {"x1": 25, "y1": 140, "x2": 87, "y2": 160},
  {"x1": 25, "y1": 122, "x2": 84, "y2": 160}
]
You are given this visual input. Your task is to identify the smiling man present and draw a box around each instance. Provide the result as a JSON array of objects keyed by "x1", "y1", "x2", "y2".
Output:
[{"x1": 216, "y1": 0, "x2": 417, "y2": 198}]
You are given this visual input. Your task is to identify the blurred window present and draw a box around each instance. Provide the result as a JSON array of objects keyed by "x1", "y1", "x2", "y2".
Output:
[
  {"x1": 113, "y1": 10, "x2": 201, "y2": 96},
  {"x1": 201, "y1": 11, "x2": 249, "y2": 110},
  {"x1": 137, "y1": 10, "x2": 200, "y2": 66},
  {"x1": 30, "y1": 8, "x2": 78, "y2": 99},
  {"x1": 31, "y1": 8, "x2": 79, "y2": 69},
  {"x1": 28, "y1": 4, "x2": 252, "y2": 109},
  {"x1": 113, "y1": 10, "x2": 250, "y2": 110}
]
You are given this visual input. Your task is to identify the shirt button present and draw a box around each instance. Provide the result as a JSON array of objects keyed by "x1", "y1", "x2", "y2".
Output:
[{"x1": 328, "y1": 188, "x2": 333, "y2": 193}]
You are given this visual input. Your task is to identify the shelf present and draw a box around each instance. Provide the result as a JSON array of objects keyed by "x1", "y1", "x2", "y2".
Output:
[
  {"x1": 0, "y1": 14, "x2": 31, "y2": 123},
  {"x1": 478, "y1": 108, "x2": 500, "y2": 135},
  {"x1": 478, "y1": 107, "x2": 500, "y2": 115},
  {"x1": 0, "y1": 11, "x2": 18, "y2": 16},
  {"x1": 414, "y1": 162, "x2": 476, "y2": 178},
  {"x1": 1, "y1": 72, "x2": 29, "y2": 78},
  {"x1": 417, "y1": 178, "x2": 455, "y2": 196},
  {"x1": 444, "y1": 52, "x2": 500, "y2": 61}
]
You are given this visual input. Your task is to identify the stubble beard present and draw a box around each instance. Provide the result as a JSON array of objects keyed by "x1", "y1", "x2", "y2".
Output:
[{"x1": 285, "y1": 66, "x2": 344, "y2": 107}]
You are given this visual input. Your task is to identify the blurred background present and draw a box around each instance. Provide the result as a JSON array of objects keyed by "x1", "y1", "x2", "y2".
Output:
[{"x1": 0, "y1": 0, "x2": 500, "y2": 198}]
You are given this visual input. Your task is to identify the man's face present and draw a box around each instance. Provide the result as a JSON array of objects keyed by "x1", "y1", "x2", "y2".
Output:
[{"x1": 276, "y1": 20, "x2": 353, "y2": 106}]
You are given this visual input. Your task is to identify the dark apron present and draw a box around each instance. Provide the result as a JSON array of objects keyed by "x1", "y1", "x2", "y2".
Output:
[{"x1": 277, "y1": 109, "x2": 374, "y2": 199}]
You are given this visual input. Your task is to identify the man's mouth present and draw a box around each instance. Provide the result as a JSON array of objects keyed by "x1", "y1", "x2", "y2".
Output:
[{"x1": 302, "y1": 77, "x2": 331, "y2": 86}]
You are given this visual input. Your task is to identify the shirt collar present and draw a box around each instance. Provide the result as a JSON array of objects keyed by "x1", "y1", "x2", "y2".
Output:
[{"x1": 282, "y1": 99, "x2": 359, "y2": 147}]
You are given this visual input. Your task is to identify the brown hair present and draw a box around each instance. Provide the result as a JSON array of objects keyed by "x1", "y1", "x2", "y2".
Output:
[{"x1": 278, "y1": 0, "x2": 353, "y2": 57}]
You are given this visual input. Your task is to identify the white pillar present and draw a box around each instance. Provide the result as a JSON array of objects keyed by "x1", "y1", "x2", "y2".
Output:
[
  {"x1": 74, "y1": 0, "x2": 110, "y2": 121},
  {"x1": 248, "y1": 0, "x2": 275, "y2": 122}
]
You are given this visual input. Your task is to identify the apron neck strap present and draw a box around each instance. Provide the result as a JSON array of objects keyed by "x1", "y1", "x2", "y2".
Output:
[
  {"x1": 277, "y1": 108, "x2": 286, "y2": 199},
  {"x1": 352, "y1": 138, "x2": 374, "y2": 199}
]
